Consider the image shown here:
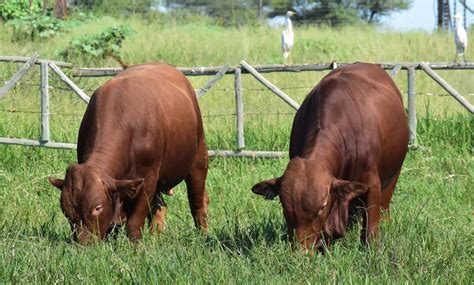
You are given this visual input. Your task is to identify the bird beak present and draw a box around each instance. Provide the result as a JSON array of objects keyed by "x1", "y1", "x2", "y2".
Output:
[{"x1": 289, "y1": 11, "x2": 297, "y2": 16}]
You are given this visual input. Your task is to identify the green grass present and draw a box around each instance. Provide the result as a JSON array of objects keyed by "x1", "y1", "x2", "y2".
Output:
[{"x1": 0, "y1": 15, "x2": 473, "y2": 283}]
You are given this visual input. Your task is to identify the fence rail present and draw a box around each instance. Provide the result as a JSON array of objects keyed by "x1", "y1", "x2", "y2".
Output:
[
  {"x1": 72, "y1": 62, "x2": 474, "y2": 77},
  {"x1": 1, "y1": 54, "x2": 473, "y2": 157},
  {"x1": 0, "y1": 56, "x2": 72, "y2": 68}
]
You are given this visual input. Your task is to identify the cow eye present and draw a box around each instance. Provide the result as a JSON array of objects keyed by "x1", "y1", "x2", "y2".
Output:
[
  {"x1": 317, "y1": 202, "x2": 327, "y2": 215},
  {"x1": 92, "y1": 205, "x2": 104, "y2": 216}
]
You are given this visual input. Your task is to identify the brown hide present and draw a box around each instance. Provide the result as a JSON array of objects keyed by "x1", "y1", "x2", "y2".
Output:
[
  {"x1": 252, "y1": 63, "x2": 408, "y2": 250},
  {"x1": 49, "y1": 64, "x2": 209, "y2": 244}
]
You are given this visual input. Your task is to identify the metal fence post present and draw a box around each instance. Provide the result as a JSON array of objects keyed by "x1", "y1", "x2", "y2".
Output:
[
  {"x1": 40, "y1": 62, "x2": 50, "y2": 143},
  {"x1": 235, "y1": 67, "x2": 245, "y2": 150},
  {"x1": 407, "y1": 67, "x2": 416, "y2": 145}
]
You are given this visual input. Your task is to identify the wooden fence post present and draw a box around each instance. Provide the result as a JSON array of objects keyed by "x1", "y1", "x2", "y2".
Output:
[
  {"x1": 40, "y1": 62, "x2": 50, "y2": 143},
  {"x1": 49, "y1": 62, "x2": 90, "y2": 104},
  {"x1": 407, "y1": 67, "x2": 417, "y2": 145},
  {"x1": 240, "y1": 60, "x2": 300, "y2": 111},
  {"x1": 197, "y1": 64, "x2": 230, "y2": 99},
  {"x1": 0, "y1": 53, "x2": 39, "y2": 99},
  {"x1": 235, "y1": 67, "x2": 245, "y2": 150},
  {"x1": 419, "y1": 62, "x2": 474, "y2": 113},
  {"x1": 390, "y1": 64, "x2": 403, "y2": 78}
]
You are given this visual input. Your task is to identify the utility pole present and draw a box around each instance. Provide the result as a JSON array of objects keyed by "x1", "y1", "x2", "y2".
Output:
[
  {"x1": 438, "y1": 0, "x2": 443, "y2": 30},
  {"x1": 437, "y1": 0, "x2": 452, "y2": 31}
]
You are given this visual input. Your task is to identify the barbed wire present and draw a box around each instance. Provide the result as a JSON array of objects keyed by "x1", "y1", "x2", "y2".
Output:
[
  {"x1": 1, "y1": 70, "x2": 473, "y2": 122},
  {"x1": 0, "y1": 108, "x2": 84, "y2": 117},
  {"x1": 1, "y1": 88, "x2": 473, "y2": 122},
  {"x1": 0, "y1": 108, "x2": 296, "y2": 118},
  {"x1": 3, "y1": 81, "x2": 473, "y2": 98}
]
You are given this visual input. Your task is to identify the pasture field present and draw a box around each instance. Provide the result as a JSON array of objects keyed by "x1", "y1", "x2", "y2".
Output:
[{"x1": 0, "y1": 15, "x2": 473, "y2": 283}]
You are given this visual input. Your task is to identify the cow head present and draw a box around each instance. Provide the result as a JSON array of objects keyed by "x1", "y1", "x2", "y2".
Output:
[
  {"x1": 252, "y1": 157, "x2": 367, "y2": 251},
  {"x1": 48, "y1": 164, "x2": 144, "y2": 244}
]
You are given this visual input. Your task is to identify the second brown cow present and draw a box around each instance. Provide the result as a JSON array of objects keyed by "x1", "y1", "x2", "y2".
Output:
[
  {"x1": 252, "y1": 63, "x2": 409, "y2": 250},
  {"x1": 49, "y1": 63, "x2": 209, "y2": 244}
]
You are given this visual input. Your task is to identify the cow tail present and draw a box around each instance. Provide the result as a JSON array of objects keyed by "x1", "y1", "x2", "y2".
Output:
[{"x1": 111, "y1": 53, "x2": 129, "y2": 69}]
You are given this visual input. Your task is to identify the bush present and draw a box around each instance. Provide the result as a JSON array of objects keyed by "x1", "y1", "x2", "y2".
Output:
[
  {"x1": 7, "y1": 16, "x2": 71, "y2": 40},
  {"x1": 61, "y1": 25, "x2": 135, "y2": 61},
  {"x1": 0, "y1": 0, "x2": 42, "y2": 21}
]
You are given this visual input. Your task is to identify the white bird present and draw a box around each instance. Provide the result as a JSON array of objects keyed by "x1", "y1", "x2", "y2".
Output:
[
  {"x1": 454, "y1": 13, "x2": 468, "y2": 63},
  {"x1": 282, "y1": 11, "x2": 296, "y2": 60}
]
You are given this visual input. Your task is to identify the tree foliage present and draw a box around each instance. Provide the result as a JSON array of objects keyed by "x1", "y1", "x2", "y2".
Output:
[
  {"x1": 271, "y1": 0, "x2": 412, "y2": 25},
  {"x1": 356, "y1": 0, "x2": 412, "y2": 23},
  {"x1": 65, "y1": 0, "x2": 411, "y2": 26},
  {"x1": 161, "y1": 0, "x2": 411, "y2": 24},
  {"x1": 0, "y1": 0, "x2": 42, "y2": 21},
  {"x1": 61, "y1": 25, "x2": 135, "y2": 61}
]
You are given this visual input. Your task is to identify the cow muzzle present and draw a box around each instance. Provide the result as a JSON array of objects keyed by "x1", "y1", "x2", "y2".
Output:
[
  {"x1": 74, "y1": 228, "x2": 100, "y2": 245},
  {"x1": 264, "y1": 189, "x2": 278, "y2": 200}
]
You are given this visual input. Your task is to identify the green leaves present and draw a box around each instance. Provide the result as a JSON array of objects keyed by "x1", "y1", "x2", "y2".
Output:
[
  {"x1": 0, "y1": 0, "x2": 42, "y2": 21},
  {"x1": 7, "y1": 16, "x2": 73, "y2": 40},
  {"x1": 61, "y1": 26, "x2": 135, "y2": 60}
]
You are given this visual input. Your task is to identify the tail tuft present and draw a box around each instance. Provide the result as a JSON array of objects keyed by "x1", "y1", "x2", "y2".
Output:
[{"x1": 111, "y1": 53, "x2": 129, "y2": 69}]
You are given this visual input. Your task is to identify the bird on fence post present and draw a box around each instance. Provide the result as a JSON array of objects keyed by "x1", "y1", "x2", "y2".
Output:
[
  {"x1": 454, "y1": 13, "x2": 468, "y2": 64},
  {"x1": 282, "y1": 11, "x2": 297, "y2": 61}
]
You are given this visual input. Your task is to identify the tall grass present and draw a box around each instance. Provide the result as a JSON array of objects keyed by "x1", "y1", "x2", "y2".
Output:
[{"x1": 0, "y1": 15, "x2": 473, "y2": 283}]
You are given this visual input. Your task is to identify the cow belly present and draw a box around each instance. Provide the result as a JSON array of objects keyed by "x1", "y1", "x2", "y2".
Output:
[{"x1": 159, "y1": 151, "x2": 197, "y2": 187}]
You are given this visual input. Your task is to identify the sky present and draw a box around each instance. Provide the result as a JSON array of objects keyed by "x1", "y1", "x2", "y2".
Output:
[{"x1": 382, "y1": 0, "x2": 473, "y2": 31}]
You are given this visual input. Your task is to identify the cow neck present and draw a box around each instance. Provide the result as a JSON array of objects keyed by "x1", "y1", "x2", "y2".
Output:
[
  {"x1": 82, "y1": 146, "x2": 130, "y2": 180},
  {"x1": 301, "y1": 132, "x2": 344, "y2": 179}
]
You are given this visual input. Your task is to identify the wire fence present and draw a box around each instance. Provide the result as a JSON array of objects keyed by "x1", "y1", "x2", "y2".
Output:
[
  {"x1": 1, "y1": 80, "x2": 472, "y2": 118},
  {"x1": 1, "y1": 59, "x2": 473, "y2": 156}
]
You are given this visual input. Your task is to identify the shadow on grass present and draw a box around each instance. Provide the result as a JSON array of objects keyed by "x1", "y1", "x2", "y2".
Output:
[
  {"x1": 206, "y1": 218, "x2": 287, "y2": 256},
  {"x1": 0, "y1": 211, "x2": 75, "y2": 245}
]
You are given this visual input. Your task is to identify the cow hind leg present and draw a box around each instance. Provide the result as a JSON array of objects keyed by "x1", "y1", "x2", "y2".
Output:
[
  {"x1": 185, "y1": 147, "x2": 209, "y2": 232},
  {"x1": 380, "y1": 172, "x2": 400, "y2": 222},
  {"x1": 148, "y1": 192, "x2": 167, "y2": 234}
]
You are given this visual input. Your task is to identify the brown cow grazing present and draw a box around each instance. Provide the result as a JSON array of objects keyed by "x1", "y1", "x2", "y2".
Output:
[
  {"x1": 252, "y1": 63, "x2": 408, "y2": 251},
  {"x1": 48, "y1": 63, "x2": 209, "y2": 244}
]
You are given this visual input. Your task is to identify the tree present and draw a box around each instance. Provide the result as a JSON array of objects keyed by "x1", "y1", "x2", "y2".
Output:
[
  {"x1": 54, "y1": 0, "x2": 68, "y2": 18},
  {"x1": 357, "y1": 0, "x2": 411, "y2": 23},
  {"x1": 270, "y1": 0, "x2": 412, "y2": 25}
]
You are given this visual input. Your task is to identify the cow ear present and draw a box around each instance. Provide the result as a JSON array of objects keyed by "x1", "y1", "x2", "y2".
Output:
[
  {"x1": 48, "y1": 176, "x2": 64, "y2": 190},
  {"x1": 251, "y1": 178, "x2": 281, "y2": 200},
  {"x1": 110, "y1": 179, "x2": 145, "y2": 199},
  {"x1": 326, "y1": 179, "x2": 368, "y2": 236}
]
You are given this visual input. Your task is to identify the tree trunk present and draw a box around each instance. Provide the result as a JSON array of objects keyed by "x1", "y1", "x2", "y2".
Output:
[
  {"x1": 54, "y1": 0, "x2": 68, "y2": 19},
  {"x1": 368, "y1": 10, "x2": 376, "y2": 23},
  {"x1": 43, "y1": 0, "x2": 48, "y2": 15}
]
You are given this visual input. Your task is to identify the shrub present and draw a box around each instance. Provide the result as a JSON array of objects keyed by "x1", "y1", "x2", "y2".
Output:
[
  {"x1": 61, "y1": 25, "x2": 135, "y2": 62},
  {"x1": 0, "y1": 0, "x2": 42, "y2": 21},
  {"x1": 7, "y1": 16, "x2": 73, "y2": 40}
]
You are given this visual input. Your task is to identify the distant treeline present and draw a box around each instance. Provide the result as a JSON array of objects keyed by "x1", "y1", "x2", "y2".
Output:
[{"x1": 70, "y1": 0, "x2": 412, "y2": 26}]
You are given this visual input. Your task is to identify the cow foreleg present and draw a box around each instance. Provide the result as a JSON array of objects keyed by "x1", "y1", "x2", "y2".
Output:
[
  {"x1": 361, "y1": 173, "x2": 382, "y2": 246},
  {"x1": 126, "y1": 196, "x2": 149, "y2": 242},
  {"x1": 185, "y1": 147, "x2": 209, "y2": 232},
  {"x1": 126, "y1": 178, "x2": 157, "y2": 242}
]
